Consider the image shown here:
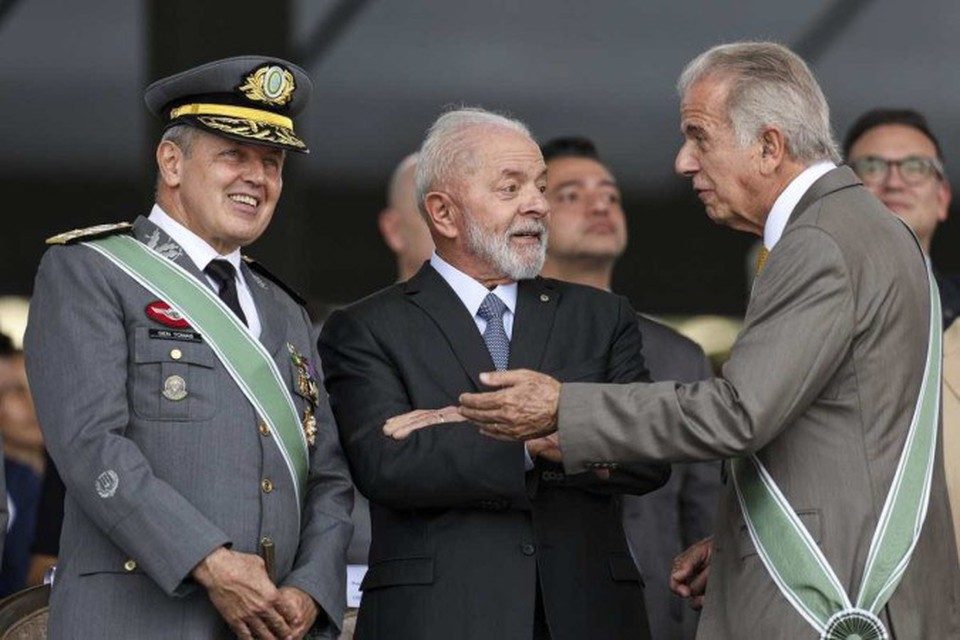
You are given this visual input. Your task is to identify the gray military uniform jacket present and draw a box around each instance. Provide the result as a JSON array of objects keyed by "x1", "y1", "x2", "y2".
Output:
[
  {"x1": 558, "y1": 168, "x2": 960, "y2": 638},
  {"x1": 25, "y1": 216, "x2": 353, "y2": 638}
]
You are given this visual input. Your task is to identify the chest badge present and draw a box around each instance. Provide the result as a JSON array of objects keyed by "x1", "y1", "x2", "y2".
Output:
[
  {"x1": 162, "y1": 374, "x2": 188, "y2": 401},
  {"x1": 146, "y1": 301, "x2": 191, "y2": 329}
]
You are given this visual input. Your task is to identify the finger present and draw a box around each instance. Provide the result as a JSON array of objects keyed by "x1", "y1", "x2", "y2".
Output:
[
  {"x1": 245, "y1": 616, "x2": 276, "y2": 640},
  {"x1": 478, "y1": 426, "x2": 519, "y2": 442},
  {"x1": 477, "y1": 368, "x2": 534, "y2": 388},
  {"x1": 688, "y1": 567, "x2": 710, "y2": 595},
  {"x1": 234, "y1": 622, "x2": 255, "y2": 640},
  {"x1": 458, "y1": 406, "x2": 504, "y2": 426},
  {"x1": 670, "y1": 580, "x2": 691, "y2": 598},
  {"x1": 690, "y1": 595, "x2": 705, "y2": 610},
  {"x1": 388, "y1": 421, "x2": 432, "y2": 440},
  {"x1": 383, "y1": 409, "x2": 430, "y2": 433},
  {"x1": 263, "y1": 607, "x2": 294, "y2": 638}
]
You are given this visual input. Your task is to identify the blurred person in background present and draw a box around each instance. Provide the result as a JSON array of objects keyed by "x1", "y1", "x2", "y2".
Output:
[
  {"x1": 377, "y1": 153, "x2": 434, "y2": 282},
  {"x1": 844, "y1": 108, "x2": 959, "y2": 328},
  {"x1": 539, "y1": 136, "x2": 717, "y2": 640},
  {"x1": 0, "y1": 331, "x2": 43, "y2": 596}
]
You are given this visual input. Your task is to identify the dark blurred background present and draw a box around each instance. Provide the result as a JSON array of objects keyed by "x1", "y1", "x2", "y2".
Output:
[{"x1": 3, "y1": 0, "x2": 959, "y2": 317}]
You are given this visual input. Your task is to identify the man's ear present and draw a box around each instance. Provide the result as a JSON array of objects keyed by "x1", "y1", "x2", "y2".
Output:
[
  {"x1": 378, "y1": 208, "x2": 404, "y2": 252},
  {"x1": 156, "y1": 140, "x2": 184, "y2": 188},
  {"x1": 938, "y1": 178, "x2": 952, "y2": 223},
  {"x1": 424, "y1": 191, "x2": 459, "y2": 239},
  {"x1": 758, "y1": 127, "x2": 787, "y2": 175}
]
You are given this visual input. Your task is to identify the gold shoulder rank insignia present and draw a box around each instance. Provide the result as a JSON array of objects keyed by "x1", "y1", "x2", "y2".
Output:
[{"x1": 46, "y1": 222, "x2": 134, "y2": 245}]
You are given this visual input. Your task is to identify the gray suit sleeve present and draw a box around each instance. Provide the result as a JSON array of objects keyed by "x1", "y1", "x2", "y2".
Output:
[
  {"x1": 558, "y1": 225, "x2": 853, "y2": 471},
  {"x1": 24, "y1": 247, "x2": 230, "y2": 595}
]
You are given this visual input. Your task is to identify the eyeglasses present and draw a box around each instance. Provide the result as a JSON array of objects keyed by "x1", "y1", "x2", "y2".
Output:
[{"x1": 848, "y1": 155, "x2": 945, "y2": 186}]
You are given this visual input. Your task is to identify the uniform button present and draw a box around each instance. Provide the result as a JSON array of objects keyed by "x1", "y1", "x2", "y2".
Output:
[
  {"x1": 170, "y1": 348, "x2": 183, "y2": 360},
  {"x1": 123, "y1": 559, "x2": 137, "y2": 572},
  {"x1": 261, "y1": 478, "x2": 274, "y2": 493},
  {"x1": 259, "y1": 421, "x2": 270, "y2": 436},
  {"x1": 260, "y1": 536, "x2": 273, "y2": 546},
  {"x1": 520, "y1": 543, "x2": 536, "y2": 556}
]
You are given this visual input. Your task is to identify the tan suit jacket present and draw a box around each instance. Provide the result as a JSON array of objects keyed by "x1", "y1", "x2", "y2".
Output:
[
  {"x1": 558, "y1": 167, "x2": 960, "y2": 639},
  {"x1": 941, "y1": 318, "x2": 960, "y2": 558}
]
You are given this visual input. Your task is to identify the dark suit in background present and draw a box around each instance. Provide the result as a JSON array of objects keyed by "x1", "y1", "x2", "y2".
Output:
[
  {"x1": 624, "y1": 315, "x2": 717, "y2": 640},
  {"x1": 319, "y1": 265, "x2": 668, "y2": 640}
]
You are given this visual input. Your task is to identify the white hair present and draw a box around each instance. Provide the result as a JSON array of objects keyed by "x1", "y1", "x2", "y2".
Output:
[
  {"x1": 677, "y1": 41, "x2": 840, "y2": 164},
  {"x1": 415, "y1": 107, "x2": 533, "y2": 217}
]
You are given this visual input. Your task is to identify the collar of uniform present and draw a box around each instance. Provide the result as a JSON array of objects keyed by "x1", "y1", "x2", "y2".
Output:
[
  {"x1": 148, "y1": 204, "x2": 244, "y2": 277},
  {"x1": 763, "y1": 161, "x2": 835, "y2": 250},
  {"x1": 429, "y1": 251, "x2": 518, "y2": 337}
]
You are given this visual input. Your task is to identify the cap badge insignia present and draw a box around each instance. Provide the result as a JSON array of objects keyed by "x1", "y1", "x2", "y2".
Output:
[
  {"x1": 146, "y1": 301, "x2": 191, "y2": 329},
  {"x1": 238, "y1": 65, "x2": 295, "y2": 106}
]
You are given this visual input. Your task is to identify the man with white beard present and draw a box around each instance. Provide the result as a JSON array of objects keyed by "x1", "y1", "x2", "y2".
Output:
[{"x1": 318, "y1": 107, "x2": 668, "y2": 640}]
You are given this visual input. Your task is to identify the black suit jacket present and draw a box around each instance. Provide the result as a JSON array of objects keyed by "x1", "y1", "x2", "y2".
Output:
[{"x1": 318, "y1": 264, "x2": 668, "y2": 640}]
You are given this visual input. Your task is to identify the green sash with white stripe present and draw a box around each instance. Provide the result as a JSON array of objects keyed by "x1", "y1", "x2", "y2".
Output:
[
  {"x1": 731, "y1": 265, "x2": 942, "y2": 640},
  {"x1": 85, "y1": 234, "x2": 309, "y2": 512}
]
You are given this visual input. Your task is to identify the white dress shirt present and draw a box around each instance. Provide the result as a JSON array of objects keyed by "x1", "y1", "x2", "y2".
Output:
[
  {"x1": 148, "y1": 205, "x2": 262, "y2": 338},
  {"x1": 429, "y1": 252, "x2": 533, "y2": 469}
]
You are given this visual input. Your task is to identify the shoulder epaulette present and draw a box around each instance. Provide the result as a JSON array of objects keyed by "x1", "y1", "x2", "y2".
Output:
[
  {"x1": 46, "y1": 222, "x2": 134, "y2": 246},
  {"x1": 241, "y1": 255, "x2": 307, "y2": 307}
]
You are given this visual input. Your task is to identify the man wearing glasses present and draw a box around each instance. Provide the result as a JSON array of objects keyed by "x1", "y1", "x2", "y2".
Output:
[
  {"x1": 845, "y1": 107, "x2": 960, "y2": 566},
  {"x1": 843, "y1": 108, "x2": 959, "y2": 327}
]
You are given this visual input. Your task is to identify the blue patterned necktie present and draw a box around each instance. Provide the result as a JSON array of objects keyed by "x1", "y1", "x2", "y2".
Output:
[{"x1": 477, "y1": 292, "x2": 510, "y2": 370}]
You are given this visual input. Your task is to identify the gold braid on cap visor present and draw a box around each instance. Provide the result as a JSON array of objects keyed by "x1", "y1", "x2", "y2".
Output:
[{"x1": 170, "y1": 103, "x2": 294, "y2": 131}]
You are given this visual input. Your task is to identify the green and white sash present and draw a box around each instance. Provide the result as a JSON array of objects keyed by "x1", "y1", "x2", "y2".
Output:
[
  {"x1": 731, "y1": 266, "x2": 942, "y2": 640},
  {"x1": 84, "y1": 235, "x2": 309, "y2": 513}
]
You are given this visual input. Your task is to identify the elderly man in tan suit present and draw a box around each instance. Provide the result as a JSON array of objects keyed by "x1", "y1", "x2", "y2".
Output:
[{"x1": 457, "y1": 42, "x2": 959, "y2": 639}]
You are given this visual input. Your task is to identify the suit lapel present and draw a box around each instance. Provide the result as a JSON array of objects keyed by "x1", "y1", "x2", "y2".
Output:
[
  {"x1": 404, "y1": 264, "x2": 496, "y2": 391},
  {"x1": 509, "y1": 278, "x2": 559, "y2": 370}
]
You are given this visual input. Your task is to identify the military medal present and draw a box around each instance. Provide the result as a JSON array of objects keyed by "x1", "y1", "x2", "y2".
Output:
[
  {"x1": 821, "y1": 609, "x2": 886, "y2": 640},
  {"x1": 288, "y1": 343, "x2": 321, "y2": 446},
  {"x1": 302, "y1": 406, "x2": 318, "y2": 447}
]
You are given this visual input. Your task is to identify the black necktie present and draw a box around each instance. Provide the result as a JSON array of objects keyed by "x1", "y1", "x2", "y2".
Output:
[{"x1": 204, "y1": 259, "x2": 248, "y2": 326}]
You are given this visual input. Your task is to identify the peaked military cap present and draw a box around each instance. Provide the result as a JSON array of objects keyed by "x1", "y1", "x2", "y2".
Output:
[{"x1": 144, "y1": 55, "x2": 312, "y2": 153}]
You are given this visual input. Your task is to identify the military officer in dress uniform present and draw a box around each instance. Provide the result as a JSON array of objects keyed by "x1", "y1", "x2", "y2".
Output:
[{"x1": 24, "y1": 55, "x2": 353, "y2": 640}]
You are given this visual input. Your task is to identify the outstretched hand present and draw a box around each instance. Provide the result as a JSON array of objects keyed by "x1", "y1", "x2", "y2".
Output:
[{"x1": 458, "y1": 369, "x2": 561, "y2": 441}]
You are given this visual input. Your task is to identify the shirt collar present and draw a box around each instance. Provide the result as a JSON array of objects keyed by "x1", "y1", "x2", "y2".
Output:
[
  {"x1": 148, "y1": 204, "x2": 243, "y2": 275},
  {"x1": 763, "y1": 161, "x2": 836, "y2": 250},
  {"x1": 429, "y1": 251, "x2": 517, "y2": 318}
]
